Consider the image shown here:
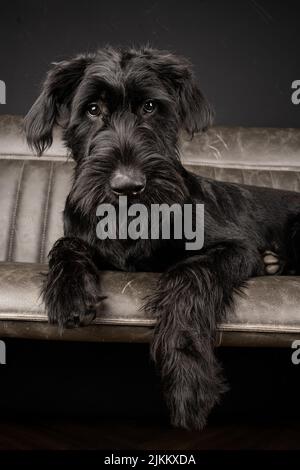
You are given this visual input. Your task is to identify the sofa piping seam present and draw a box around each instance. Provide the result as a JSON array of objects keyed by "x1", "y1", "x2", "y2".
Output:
[
  {"x1": 39, "y1": 162, "x2": 54, "y2": 263},
  {"x1": 7, "y1": 161, "x2": 25, "y2": 262}
]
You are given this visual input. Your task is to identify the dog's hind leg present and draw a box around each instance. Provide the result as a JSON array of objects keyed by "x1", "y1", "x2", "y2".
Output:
[
  {"x1": 145, "y1": 240, "x2": 263, "y2": 430},
  {"x1": 42, "y1": 237, "x2": 106, "y2": 329}
]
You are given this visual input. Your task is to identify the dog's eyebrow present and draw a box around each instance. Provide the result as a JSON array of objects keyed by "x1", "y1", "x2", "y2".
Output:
[
  {"x1": 80, "y1": 75, "x2": 123, "y2": 95},
  {"x1": 72, "y1": 76, "x2": 124, "y2": 110},
  {"x1": 125, "y1": 82, "x2": 173, "y2": 104},
  {"x1": 139, "y1": 90, "x2": 173, "y2": 104}
]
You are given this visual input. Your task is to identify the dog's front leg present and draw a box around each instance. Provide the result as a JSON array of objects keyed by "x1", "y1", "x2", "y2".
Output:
[
  {"x1": 146, "y1": 241, "x2": 263, "y2": 430},
  {"x1": 42, "y1": 237, "x2": 105, "y2": 329}
]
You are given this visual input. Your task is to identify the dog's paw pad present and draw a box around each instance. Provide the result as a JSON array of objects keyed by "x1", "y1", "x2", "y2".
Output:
[{"x1": 263, "y1": 250, "x2": 281, "y2": 275}]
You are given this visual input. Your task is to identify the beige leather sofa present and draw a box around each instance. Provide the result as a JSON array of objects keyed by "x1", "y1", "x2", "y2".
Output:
[{"x1": 0, "y1": 115, "x2": 299, "y2": 347}]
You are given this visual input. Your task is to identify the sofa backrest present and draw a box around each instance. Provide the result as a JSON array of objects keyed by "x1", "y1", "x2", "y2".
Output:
[{"x1": 0, "y1": 115, "x2": 299, "y2": 264}]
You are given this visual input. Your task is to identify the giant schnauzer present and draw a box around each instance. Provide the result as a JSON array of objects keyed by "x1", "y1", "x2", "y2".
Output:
[{"x1": 24, "y1": 46, "x2": 300, "y2": 430}]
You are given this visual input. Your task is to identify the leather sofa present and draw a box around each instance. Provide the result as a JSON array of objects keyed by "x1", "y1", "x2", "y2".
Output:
[{"x1": 0, "y1": 114, "x2": 299, "y2": 348}]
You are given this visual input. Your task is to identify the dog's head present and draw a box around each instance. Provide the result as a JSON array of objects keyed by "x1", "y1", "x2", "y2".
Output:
[{"x1": 25, "y1": 46, "x2": 212, "y2": 209}]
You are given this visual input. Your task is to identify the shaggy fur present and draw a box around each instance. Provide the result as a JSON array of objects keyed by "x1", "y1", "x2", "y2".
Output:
[{"x1": 24, "y1": 46, "x2": 300, "y2": 430}]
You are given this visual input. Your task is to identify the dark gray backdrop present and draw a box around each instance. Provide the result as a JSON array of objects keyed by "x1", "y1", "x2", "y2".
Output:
[{"x1": 0, "y1": 0, "x2": 299, "y2": 127}]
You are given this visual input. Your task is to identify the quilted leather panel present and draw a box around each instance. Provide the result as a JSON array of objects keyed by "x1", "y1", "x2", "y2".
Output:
[{"x1": 0, "y1": 159, "x2": 72, "y2": 263}]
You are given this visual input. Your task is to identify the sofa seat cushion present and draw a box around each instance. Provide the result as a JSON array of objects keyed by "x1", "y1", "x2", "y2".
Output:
[{"x1": 0, "y1": 263, "x2": 299, "y2": 346}]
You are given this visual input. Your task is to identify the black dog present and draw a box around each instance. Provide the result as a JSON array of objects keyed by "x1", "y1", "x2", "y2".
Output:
[{"x1": 24, "y1": 46, "x2": 300, "y2": 430}]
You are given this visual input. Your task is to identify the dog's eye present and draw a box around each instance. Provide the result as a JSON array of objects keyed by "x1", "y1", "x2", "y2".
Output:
[
  {"x1": 87, "y1": 103, "x2": 101, "y2": 117},
  {"x1": 142, "y1": 100, "x2": 156, "y2": 114}
]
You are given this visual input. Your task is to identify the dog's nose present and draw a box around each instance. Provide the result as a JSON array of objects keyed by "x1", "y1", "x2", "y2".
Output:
[{"x1": 110, "y1": 169, "x2": 146, "y2": 196}]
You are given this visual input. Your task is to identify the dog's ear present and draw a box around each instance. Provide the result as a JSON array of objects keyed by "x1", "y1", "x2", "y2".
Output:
[
  {"x1": 24, "y1": 54, "x2": 94, "y2": 156},
  {"x1": 148, "y1": 49, "x2": 213, "y2": 135}
]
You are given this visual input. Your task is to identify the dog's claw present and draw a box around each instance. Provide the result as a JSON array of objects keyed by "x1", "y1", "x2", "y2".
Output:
[{"x1": 44, "y1": 260, "x2": 105, "y2": 329}]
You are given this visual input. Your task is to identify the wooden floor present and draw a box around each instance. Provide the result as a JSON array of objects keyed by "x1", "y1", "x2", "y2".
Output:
[
  {"x1": 1, "y1": 342, "x2": 299, "y2": 452},
  {"x1": 0, "y1": 418, "x2": 299, "y2": 450}
]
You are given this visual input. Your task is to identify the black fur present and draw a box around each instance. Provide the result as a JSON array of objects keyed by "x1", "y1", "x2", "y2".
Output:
[{"x1": 24, "y1": 46, "x2": 300, "y2": 430}]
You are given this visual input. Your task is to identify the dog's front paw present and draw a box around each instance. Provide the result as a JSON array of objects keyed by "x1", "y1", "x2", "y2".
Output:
[
  {"x1": 145, "y1": 276, "x2": 228, "y2": 431},
  {"x1": 154, "y1": 333, "x2": 227, "y2": 431},
  {"x1": 42, "y1": 267, "x2": 104, "y2": 329}
]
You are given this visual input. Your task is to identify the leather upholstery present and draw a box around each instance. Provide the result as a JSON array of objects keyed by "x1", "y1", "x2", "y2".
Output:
[
  {"x1": 0, "y1": 114, "x2": 299, "y2": 345},
  {"x1": 0, "y1": 263, "x2": 299, "y2": 346}
]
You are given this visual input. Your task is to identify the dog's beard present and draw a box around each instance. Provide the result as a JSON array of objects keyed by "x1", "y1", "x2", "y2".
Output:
[{"x1": 69, "y1": 151, "x2": 189, "y2": 218}]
